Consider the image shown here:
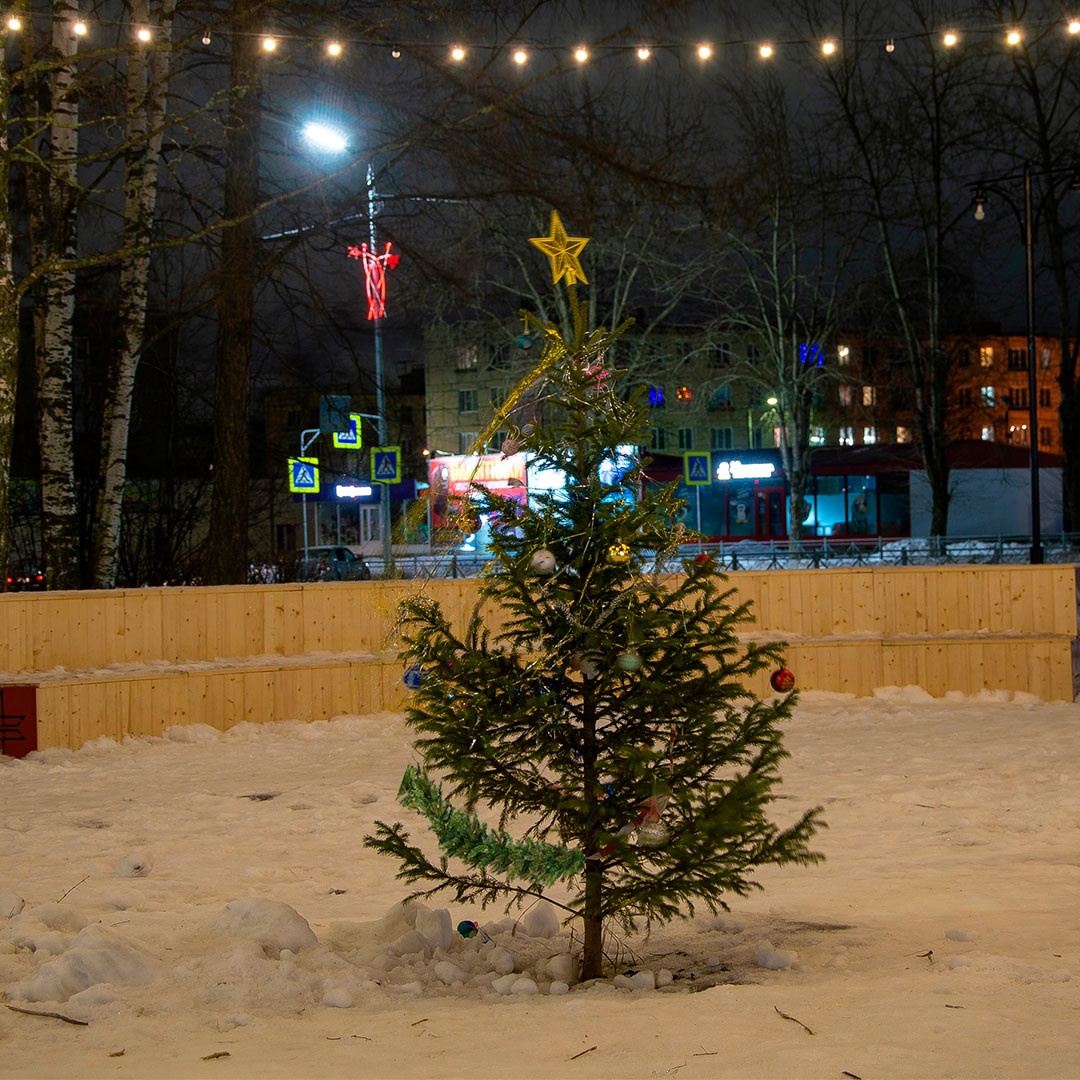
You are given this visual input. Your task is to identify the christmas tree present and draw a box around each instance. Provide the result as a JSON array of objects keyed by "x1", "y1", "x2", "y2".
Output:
[{"x1": 365, "y1": 212, "x2": 824, "y2": 982}]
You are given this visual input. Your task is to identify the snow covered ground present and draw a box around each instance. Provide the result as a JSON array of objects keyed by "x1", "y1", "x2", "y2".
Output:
[{"x1": 2, "y1": 687, "x2": 1078, "y2": 1079}]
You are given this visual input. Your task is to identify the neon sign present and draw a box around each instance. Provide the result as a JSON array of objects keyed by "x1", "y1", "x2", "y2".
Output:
[
  {"x1": 347, "y1": 241, "x2": 399, "y2": 320},
  {"x1": 715, "y1": 459, "x2": 776, "y2": 481}
]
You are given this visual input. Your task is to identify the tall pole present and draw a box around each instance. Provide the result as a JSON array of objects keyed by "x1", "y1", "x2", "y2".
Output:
[
  {"x1": 1024, "y1": 164, "x2": 1043, "y2": 564},
  {"x1": 369, "y1": 165, "x2": 393, "y2": 572}
]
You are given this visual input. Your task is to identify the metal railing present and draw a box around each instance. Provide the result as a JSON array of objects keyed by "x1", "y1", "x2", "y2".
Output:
[{"x1": 319, "y1": 532, "x2": 1080, "y2": 580}]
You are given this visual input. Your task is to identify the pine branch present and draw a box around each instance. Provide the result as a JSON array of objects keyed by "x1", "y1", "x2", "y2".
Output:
[{"x1": 394, "y1": 765, "x2": 584, "y2": 887}]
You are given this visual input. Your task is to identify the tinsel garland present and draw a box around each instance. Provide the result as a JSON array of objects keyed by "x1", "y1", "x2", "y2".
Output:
[{"x1": 397, "y1": 765, "x2": 584, "y2": 886}]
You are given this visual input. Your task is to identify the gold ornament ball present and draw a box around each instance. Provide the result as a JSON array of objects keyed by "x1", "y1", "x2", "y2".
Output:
[
  {"x1": 606, "y1": 542, "x2": 632, "y2": 565},
  {"x1": 616, "y1": 651, "x2": 642, "y2": 672}
]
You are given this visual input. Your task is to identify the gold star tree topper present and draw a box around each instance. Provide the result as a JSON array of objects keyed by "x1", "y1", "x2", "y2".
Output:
[{"x1": 529, "y1": 210, "x2": 590, "y2": 286}]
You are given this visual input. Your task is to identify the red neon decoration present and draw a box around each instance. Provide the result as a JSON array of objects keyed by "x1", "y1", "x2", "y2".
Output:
[{"x1": 347, "y1": 241, "x2": 399, "y2": 320}]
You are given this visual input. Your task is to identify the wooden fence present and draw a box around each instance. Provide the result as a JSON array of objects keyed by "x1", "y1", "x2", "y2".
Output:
[{"x1": 1, "y1": 564, "x2": 1076, "y2": 754}]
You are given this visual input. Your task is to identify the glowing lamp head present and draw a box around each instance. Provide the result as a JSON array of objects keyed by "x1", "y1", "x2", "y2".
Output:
[{"x1": 301, "y1": 122, "x2": 349, "y2": 154}]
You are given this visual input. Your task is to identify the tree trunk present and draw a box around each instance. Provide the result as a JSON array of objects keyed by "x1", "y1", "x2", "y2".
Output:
[
  {"x1": 92, "y1": 0, "x2": 174, "y2": 588},
  {"x1": 206, "y1": 2, "x2": 260, "y2": 585},
  {"x1": 0, "y1": 97, "x2": 16, "y2": 580},
  {"x1": 34, "y1": 7, "x2": 80, "y2": 590}
]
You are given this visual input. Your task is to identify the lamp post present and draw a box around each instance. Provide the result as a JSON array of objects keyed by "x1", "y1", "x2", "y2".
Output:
[
  {"x1": 368, "y1": 164, "x2": 393, "y2": 572},
  {"x1": 973, "y1": 163, "x2": 1042, "y2": 564},
  {"x1": 299, "y1": 123, "x2": 394, "y2": 573}
]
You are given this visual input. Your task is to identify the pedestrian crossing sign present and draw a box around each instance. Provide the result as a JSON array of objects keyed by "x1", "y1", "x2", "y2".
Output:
[
  {"x1": 372, "y1": 446, "x2": 401, "y2": 484},
  {"x1": 684, "y1": 452, "x2": 711, "y2": 486},
  {"x1": 332, "y1": 413, "x2": 363, "y2": 450},
  {"x1": 288, "y1": 457, "x2": 320, "y2": 494}
]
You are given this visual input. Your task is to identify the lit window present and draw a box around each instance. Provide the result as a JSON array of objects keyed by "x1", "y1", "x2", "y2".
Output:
[
  {"x1": 862, "y1": 385, "x2": 876, "y2": 406},
  {"x1": 837, "y1": 345, "x2": 850, "y2": 366},
  {"x1": 459, "y1": 431, "x2": 477, "y2": 453},
  {"x1": 863, "y1": 426, "x2": 877, "y2": 444},
  {"x1": 980, "y1": 386, "x2": 995, "y2": 406},
  {"x1": 799, "y1": 343, "x2": 823, "y2": 365},
  {"x1": 678, "y1": 427, "x2": 694, "y2": 449},
  {"x1": 838, "y1": 386, "x2": 853, "y2": 406},
  {"x1": 676, "y1": 385, "x2": 693, "y2": 403},
  {"x1": 455, "y1": 346, "x2": 478, "y2": 371},
  {"x1": 1040, "y1": 348, "x2": 1052, "y2": 369},
  {"x1": 980, "y1": 346, "x2": 993, "y2": 368},
  {"x1": 809, "y1": 425, "x2": 826, "y2": 445},
  {"x1": 648, "y1": 386, "x2": 665, "y2": 408},
  {"x1": 981, "y1": 426, "x2": 994, "y2": 441},
  {"x1": 708, "y1": 386, "x2": 732, "y2": 409},
  {"x1": 839, "y1": 425, "x2": 854, "y2": 446},
  {"x1": 896, "y1": 426, "x2": 911, "y2": 443}
]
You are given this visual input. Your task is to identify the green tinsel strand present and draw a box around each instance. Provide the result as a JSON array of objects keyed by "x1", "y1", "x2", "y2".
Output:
[{"x1": 397, "y1": 765, "x2": 584, "y2": 886}]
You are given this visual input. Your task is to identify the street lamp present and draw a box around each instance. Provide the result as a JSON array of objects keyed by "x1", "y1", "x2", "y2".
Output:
[
  {"x1": 300, "y1": 122, "x2": 394, "y2": 572},
  {"x1": 972, "y1": 163, "x2": 1042, "y2": 564},
  {"x1": 367, "y1": 164, "x2": 394, "y2": 572}
]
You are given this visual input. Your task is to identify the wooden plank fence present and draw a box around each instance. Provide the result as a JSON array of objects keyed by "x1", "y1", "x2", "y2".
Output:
[{"x1": 0, "y1": 565, "x2": 1076, "y2": 754}]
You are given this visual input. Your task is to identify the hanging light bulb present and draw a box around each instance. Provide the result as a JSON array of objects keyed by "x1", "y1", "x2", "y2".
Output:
[
  {"x1": 391, "y1": 46, "x2": 402, "y2": 58},
  {"x1": 942, "y1": 30, "x2": 959, "y2": 47},
  {"x1": 697, "y1": 43, "x2": 712, "y2": 60},
  {"x1": 261, "y1": 35, "x2": 277, "y2": 53},
  {"x1": 1068, "y1": 19, "x2": 1080, "y2": 35},
  {"x1": 450, "y1": 44, "x2": 465, "y2": 61},
  {"x1": 759, "y1": 43, "x2": 774, "y2": 58},
  {"x1": 72, "y1": 20, "x2": 88, "y2": 36},
  {"x1": 574, "y1": 45, "x2": 588, "y2": 62},
  {"x1": 326, "y1": 40, "x2": 342, "y2": 57},
  {"x1": 6, "y1": 14, "x2": 21, "y2": 31},
  {"x1": 636, "y1": 45, "x2": 651, "y2": 60},
  {"x1": 136, "y1": 26, "x2": 152, "y2": 43},
  {"x1": 821, "y1": 39, "x2": 837, "y2": 56},
  {"x1": 1006, "y1": 28, "x2": 1023, "y2": 46},
  {"x1": 972, "y1": 190, "x2": 988, "y2": 221},
  {"x1": 201, "y1": 28, "x2": 211, "y2": 45},
  {"x1": 885, "y1": 38, "x2": 895, "y2": 52},
  {"x1": 512, "y1": 47, "x2": 527, "y2": 65}
]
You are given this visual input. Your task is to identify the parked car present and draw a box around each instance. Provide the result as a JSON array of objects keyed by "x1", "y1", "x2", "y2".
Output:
[
  {"x1": 294, "y1": 545, "x2": 372, "y2": 582},
  {"x1": 6, "y1": 562, "x2": 46, "y2": 591}
]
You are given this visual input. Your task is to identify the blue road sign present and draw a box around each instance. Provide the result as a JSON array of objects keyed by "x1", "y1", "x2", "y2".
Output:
[
  {"x1": 684, "y1": 452, "x2": 711, "y2": 486},
  {"x1": 332, "y1": 413, "x2": 363, "y2": 450},
  {"x1": 372, "y1": 446, "x2": 402, "y2": 484},
  {"x1": 288, "y1": 457, "x2": 320, "y2": 494}
]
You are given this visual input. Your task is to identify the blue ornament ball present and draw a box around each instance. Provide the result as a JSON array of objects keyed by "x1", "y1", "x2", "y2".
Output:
[{"x1": 403, "y1": 663, "x2": 423, "y2": 690}]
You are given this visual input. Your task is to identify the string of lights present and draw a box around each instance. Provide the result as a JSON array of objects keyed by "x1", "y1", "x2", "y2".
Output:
[{"x1": 4, "y1": 10, "x2": 1080, "y2": 64}]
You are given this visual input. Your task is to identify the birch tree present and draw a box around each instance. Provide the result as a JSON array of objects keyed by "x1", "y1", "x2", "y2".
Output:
[{"x1": 91, "y1": 0, "x2": 175, "y2": 588}]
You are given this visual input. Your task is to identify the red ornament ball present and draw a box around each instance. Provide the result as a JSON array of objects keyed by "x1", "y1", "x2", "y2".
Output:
[{"x1": 770, "y1": 667, "x2": 796, "y2": 693}]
